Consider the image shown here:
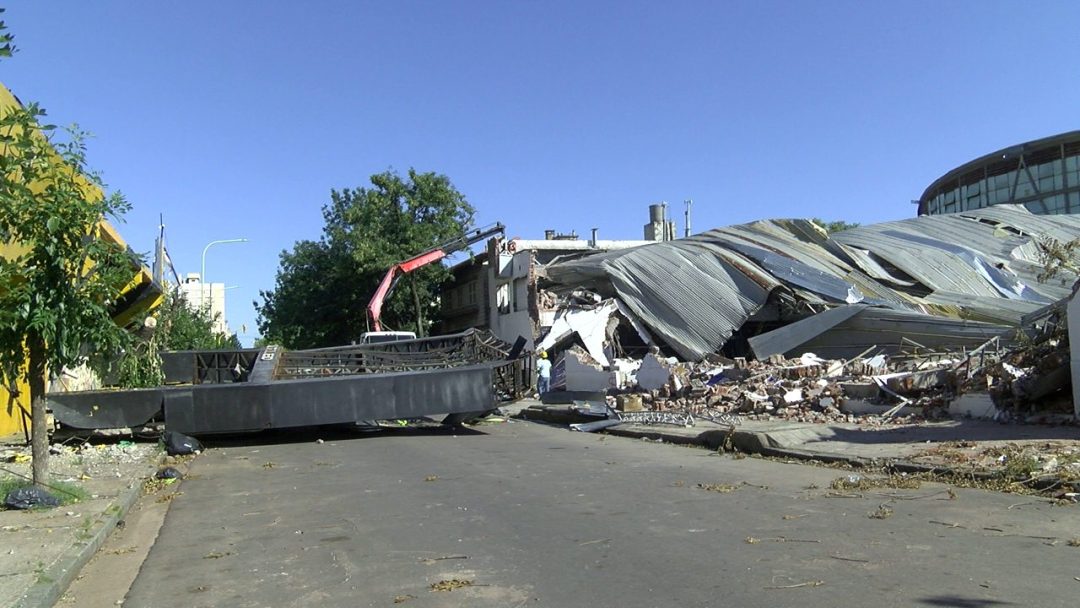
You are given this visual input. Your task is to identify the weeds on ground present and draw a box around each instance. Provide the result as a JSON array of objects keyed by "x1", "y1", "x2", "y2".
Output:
[
  {"x1": 830, "y1": 475, "x2": 921, "y2": 491},
  {"x1": 868, "y1": 505, "x2": 894, "y2": 519},
  {"x1": 141, "y1": 477, "x2": 178, "y2": 495}
]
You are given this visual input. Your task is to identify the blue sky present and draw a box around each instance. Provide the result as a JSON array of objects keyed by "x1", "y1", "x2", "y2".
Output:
[{"x1": 3, "y1": 1, "x2": 1079, "y2": 345}]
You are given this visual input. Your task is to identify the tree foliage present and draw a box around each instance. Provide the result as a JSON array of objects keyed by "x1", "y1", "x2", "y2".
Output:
[
  {"x1": 115, "y1": 292, "x2": 241, "y2": 388},
  {"x1": 0, "y1": 101, "x2": 134, "y2": 484},
  {"x1": 1036, "y1": 237, "x2": 1080, "y2": 285},
  {"x1": 813, "y1": 218, "x2": 860, "y2": 234},
  {"x1": 158, "y1": 292, "x2": 242, "y2": 351},
  {"x1": 256, "y1": 169, "x2": 475, "y2": 348},
  {"x1": 0, "y1": 9, "x2": 15, "y2": 58}
]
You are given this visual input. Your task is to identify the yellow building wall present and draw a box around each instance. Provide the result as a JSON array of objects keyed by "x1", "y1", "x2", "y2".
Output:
[{"x1": 0, "y1": 82, "x2": 162, "y2": 438}]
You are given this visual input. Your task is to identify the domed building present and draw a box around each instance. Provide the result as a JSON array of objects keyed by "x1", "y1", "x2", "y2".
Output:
[{"x1": 919, "y1": 130, "x2": 1080, "y2": 216}]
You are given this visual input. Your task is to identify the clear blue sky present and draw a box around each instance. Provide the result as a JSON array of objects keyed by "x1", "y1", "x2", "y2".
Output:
[{"x1": 3, "y1": 1, "x2": 1079, "y2": 345}]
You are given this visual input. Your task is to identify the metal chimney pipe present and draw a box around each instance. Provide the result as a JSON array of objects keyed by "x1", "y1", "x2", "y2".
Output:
[
  {"x1": 590, "y1": 228, "x2": 598, "y2": 247},
  {"x1": 684, "y1": 199, "x2": 692, "y2": 237}
]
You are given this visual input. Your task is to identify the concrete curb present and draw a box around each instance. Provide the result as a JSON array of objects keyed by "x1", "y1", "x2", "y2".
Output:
[
  {"x1": 599, "y1": 424, "x2": 961, "y2": 473},
  {"x1": 12, "y1": 464, "x2": 156, "y2": 608},
  {"x1": 600, "y1": 425, "x2": 1023, "y2": 484},
  {"x1": 516, "y1": 406, "x2": 978, "y2": 480}
]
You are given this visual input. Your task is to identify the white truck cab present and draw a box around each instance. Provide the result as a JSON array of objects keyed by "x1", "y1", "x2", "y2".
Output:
[{"x1": 357, "y1": 331, "x2": 417, "y2": 345}]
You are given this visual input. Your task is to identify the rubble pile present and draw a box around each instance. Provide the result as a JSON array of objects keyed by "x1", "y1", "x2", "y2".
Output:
[
  {"x1": 966, "y1": 315, "x2": 1074, "y2": 421},
  {"x1": 551, "y1": 335, "x2": 1074, "y2": 426},
  {"x1": 601, "y1": 350, "x2": 957, "y2": 425},
  {"x1": 543, "y1": 288, "x2": 1076, "y2": 426}
]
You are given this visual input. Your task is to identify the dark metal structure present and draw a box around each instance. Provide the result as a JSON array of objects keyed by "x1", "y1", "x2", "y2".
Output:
[
  {"x1": 919, "y1": 130, "x2": 1080, "y2": 216},
  {"x1": 48, "y1": 329, "x2": 532, "y2": 435}
]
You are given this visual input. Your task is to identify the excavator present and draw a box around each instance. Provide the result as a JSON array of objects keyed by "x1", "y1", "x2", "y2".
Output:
[{"x1": 361, "y1": 222, "x2": 505, "y2": 343}]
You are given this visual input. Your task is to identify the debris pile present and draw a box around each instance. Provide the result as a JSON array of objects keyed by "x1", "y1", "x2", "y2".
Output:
[
  {"x1": 1, "y1": 440, "x2": 159, "y2": 483},
  {"x1": 549, "y1": 331, "x2": 1072, "y2": 427},
  {"x1": 965, "y1": 302, "x2": 1074, "y2": 422},
  {"x1": 530, "y1": 206, "x2": 1080, "y2": 424}
]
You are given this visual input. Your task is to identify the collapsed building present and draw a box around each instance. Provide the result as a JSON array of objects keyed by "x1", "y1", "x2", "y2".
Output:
[{"x1": 440, "y1": 204, "x2": 1080, "y2": 420}]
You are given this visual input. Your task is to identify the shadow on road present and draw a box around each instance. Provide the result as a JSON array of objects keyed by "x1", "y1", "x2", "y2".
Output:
[
  {"x1": 919, "y1": 596, "x2": 1016, "y2": 607},
  {"x1": 198, "y1": 423, "x2": 489, "y2": 449}
]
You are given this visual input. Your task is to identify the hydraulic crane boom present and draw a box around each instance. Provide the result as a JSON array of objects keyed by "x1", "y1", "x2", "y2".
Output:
[{"x1": 366, "y1": 222, "x2": 505, "y2": 332}]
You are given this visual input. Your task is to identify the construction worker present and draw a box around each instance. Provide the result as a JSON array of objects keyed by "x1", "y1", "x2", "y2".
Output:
[{"x1": 536, "y1": 351, "x2": 552, "y2": 395}]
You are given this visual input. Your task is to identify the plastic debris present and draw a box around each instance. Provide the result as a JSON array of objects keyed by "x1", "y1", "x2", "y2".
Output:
[
  {"x1": 162, "y1": 431, "x2": 203, "y2": 456},
  {"x1": 4, "y1": 486, "x2": 61, "y2": 510},
  {"x1": 155, "y1": 466, "x2": 183, "y2": 480}
]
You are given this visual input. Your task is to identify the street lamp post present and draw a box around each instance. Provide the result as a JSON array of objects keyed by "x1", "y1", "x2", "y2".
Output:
[{"x1": 200, "y1": 238, "x2": 248, "y2": 309}]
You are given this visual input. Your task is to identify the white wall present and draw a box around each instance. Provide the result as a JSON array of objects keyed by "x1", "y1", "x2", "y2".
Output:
[{"x1": 180, "y1": 274, "x2": 229, "y2": 335}]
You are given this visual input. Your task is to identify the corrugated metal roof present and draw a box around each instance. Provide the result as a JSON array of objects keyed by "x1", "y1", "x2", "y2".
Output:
[
  {"x1": 749, "y1": 305, "x2": 1010, "y2": 360},
  {"x1": 543, "y1": 204, "x2": 1080, "y2": 361}
]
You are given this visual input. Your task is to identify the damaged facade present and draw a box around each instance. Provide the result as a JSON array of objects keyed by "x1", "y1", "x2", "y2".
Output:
[{"x1": 438, "y1": 203, "x2": 1080, "y2": 420}]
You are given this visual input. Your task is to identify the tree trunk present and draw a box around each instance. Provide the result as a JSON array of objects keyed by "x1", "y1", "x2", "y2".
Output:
[
  {"x1": 410, "y1": 274, "x2": 424, "y2": 337},
  {"x1": 28, "y1": 338, "x2": 49, "y2": 488}
]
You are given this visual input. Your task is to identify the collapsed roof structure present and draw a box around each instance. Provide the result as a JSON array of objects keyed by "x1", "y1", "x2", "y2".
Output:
[{"x1": 539, "y1": 204, "x2": 1080, "y2": 362}]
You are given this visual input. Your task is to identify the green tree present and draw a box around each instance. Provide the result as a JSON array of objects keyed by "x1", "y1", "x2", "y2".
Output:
[
  {"x1": 0, "y1": 9, "x2": 14, "y2": 59},
  {"x1": 158, "y1": 292, "x2": 242, "y2": 351},
  {"x1": 256, "y1": 169, "x2": 475, "y2": 348},
  {"x1": 116, "y1": 292, "x2": 241, "y2": 388},
  {"x1": 0, "y1": 105, "x2": 134, "y2": 486},
  {"x1": 813, "y1": 218, "x2": 860, "y2": 234}
]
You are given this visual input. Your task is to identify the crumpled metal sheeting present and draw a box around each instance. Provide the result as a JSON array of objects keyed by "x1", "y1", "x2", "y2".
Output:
[
  {"x1": 749, "y1": 304, "x2": 1011, "y2": 360},
  {"x1": 832, "y1": 207, "x2": 1080, "y2": 303},
  {"x1": 961, "y1": 206, "x2": 1080, "y2": 244},
  {"x1": 713, "y1": 221, "x2": 910, "y2": 307},
  {"x1": 598, "y1": 242, "x2": 774, "y2": 361},
  {"x1": 705, "y1": 219, "x2": 854, "y2": 277},
  {"x1": 544, "y1": 204, "x2": 1080, "y2": 362},
  {"x1": 921, "y1": 291, "x2": 1047, "y2": 326},
  {"x1": 832, "y1": 243, "x2": 920, "y2": 287},
  {"x1": 833, "y1": 224, "x2": 1017, "y2": 300}
]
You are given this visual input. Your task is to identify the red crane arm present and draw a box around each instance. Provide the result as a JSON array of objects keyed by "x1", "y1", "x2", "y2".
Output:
[
  {"x1": 367, "y1": 250, "x2": 449, "y2": 331},
  {"x1": 366, "y1": 223, "x2": 504, "y2": 332}
]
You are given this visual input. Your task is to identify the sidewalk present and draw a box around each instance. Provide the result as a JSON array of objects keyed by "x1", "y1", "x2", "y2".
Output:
[
  {"x1": 511, "y1": 399, "x2": 1080, "y2": 490},
  {"x1": 0, "y1": 437, "x2": 162, "y2": 608}
]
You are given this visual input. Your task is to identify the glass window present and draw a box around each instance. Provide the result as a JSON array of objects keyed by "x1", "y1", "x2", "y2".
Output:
[
  {"x1": 1043, "y1": 194, "x2": 1064, "y2": 213},
  {"x1": 1070, "y1": 192, "x2": 1080, "y2": 213},
  {"x1": 1067, "y1": 168, "x2": 1080, "y2": 188},
  {"x1": 1015, "y1": 173, "x2": 1036, "y2": 197},
  {"x1": 1067, "y1": 156, "x2": 1079, "y2": 171},
  {"x1": 1025, "y1": 200, "x2": 1047, "y2": 214}
]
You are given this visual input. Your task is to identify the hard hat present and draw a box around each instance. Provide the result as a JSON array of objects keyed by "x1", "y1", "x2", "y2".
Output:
[{"x1": 539, "y1": 351, "x2": 548, "y2": 359}]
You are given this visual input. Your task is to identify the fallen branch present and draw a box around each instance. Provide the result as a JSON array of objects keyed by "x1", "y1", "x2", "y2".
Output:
[
  {"x1": 928, "y1": 520, "x2": 967, "y2": 529},
  {"x1": 830, "y1": 555, "x2": 870, "y2": 563},
  {"x1": 765, "y1": 580, "x2": 825, "y2": 589}
]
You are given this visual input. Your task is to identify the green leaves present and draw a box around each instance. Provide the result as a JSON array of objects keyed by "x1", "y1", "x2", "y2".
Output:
[
  {"x1": 256, "y1": 169, "x2": 476, "y2": 348},
  {"x1": 0, "y1": 8, "x2": 16, "y2": 59},
  {"x1": 0, "y1": 103, "x2": 133, "y2": 393}
]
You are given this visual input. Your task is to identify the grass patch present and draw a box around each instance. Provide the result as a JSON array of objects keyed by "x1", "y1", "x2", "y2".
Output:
[
  {"x1": 0, "y1": 477, "x2": 89, "y2": 508},
  {"x1": 1002, "y1": 453, "x2": 1040, "y2": 480}
]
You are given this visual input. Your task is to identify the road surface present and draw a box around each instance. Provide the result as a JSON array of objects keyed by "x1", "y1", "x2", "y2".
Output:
[{"x1": 72, "y1": 420, "x2": 1080, "y2": 607}]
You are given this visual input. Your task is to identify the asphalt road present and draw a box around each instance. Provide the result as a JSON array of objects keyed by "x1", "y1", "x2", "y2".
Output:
[{"x1": 118, "y1": 420, "x2": 1079, "y2": 607}]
